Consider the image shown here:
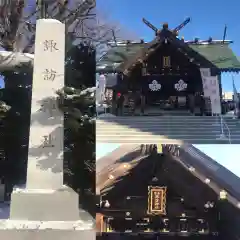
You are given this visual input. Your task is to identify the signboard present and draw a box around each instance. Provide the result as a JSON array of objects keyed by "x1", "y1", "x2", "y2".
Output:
[
  {"x1": 147, "y1": 186, "x2": 167, "y2": 215},
  {"x1": 200, "y1": 69, "x2": 221, "y2": 114},
  {"x1": 200, "y1": 68, "x2": 211, "y2": 97},
  {"x1": 205, "y1": 76, "x2": 221, "y2": 114}
]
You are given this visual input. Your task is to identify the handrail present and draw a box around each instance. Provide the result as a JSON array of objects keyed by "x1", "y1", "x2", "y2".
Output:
[{"x1": 220, "y1": 115, "x2": 231, "y2": 144}]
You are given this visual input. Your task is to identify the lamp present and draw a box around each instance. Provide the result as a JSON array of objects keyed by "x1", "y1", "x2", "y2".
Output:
[
  {"x1": 205, "y1": 178, "x2": 210, "y2": 184},
  {"x1": 123, "y1": 163, "x2": 130, "y2": 168},
  {"x1": 108, "y1": 174, "x2": 114, "y2": 180},
  {"x1": 104, "y1": 200, "x2": 110, "y2": 208},
  {"x1": 219, "y1": 190, "x2": 227, "y2": 200}
]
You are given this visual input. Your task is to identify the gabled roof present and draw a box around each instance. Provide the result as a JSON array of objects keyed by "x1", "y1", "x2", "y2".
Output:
[
  {"x1": 96, "y1": 144, "x2": 240, "y2": 209},
  {"x1": 97, "y1": 30, "x2": 240, "y2": 74},
  {"x1": 96, "y1": 144, "x2": 152, "y2": 195}
]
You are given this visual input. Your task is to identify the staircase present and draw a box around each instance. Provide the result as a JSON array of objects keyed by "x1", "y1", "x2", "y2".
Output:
[
  {"x1": 96, "y1": 116, "x2": 240, "y2": 144},
  {"x1": 122, "y1": 106, "x2": 191, "y2": 116}
]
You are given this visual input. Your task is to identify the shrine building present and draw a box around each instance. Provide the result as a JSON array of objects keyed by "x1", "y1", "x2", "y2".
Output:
[
  {"x1": 96, "y1": 144, "x2": 240, "y2": 239},
  {"x1": 97, "y1": 19, "x2": 240, "y2": 115}
]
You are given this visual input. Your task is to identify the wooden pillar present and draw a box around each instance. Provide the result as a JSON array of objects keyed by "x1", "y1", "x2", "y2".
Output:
[
  {"x1": 111, "y1": 89, "x2": 117, "y2": 115},
  {"x1": 217, "y1": 73, "x2": 223, "y2": 114},
  {"x1": 141, "y1": 62, "x2": 147, "y2": 76},
  {"x1": 111, "y1": 73, "x2": 122, "y2": 114}
]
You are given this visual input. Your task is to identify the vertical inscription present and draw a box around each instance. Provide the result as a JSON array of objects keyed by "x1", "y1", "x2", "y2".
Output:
[
  {"x1": 151, "y1": 190, "x2": 162, "y2": 211},
  {"x1": 43, "y1": 69, "x2": 57, "y2": 81},
  {"x1": 43, "y1": 40, "x2": 58, "y2": 52},
  {"x1": 39, "y1": 98, "x2": 57, "y2": 117},
  {"x1": 147, "y1": 186, "x2": 167, "y2": 215},
  {"x1": 163, "y1": 56, "x2": 171, "y2": 68},
  {"x1": 41, "y1": 134, "x2": 55, "y2": 148}
]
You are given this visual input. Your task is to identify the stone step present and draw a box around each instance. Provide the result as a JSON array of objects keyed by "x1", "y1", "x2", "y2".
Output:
[
  {"x1": 97, "y1": 131, "x2": 240, "y2": 136},
  {"x1": 97, "y1": 117, "x2": 239, "y2": 121},
  {"x1": 96, "y1": 133, "x2": 240, "y2": 138},
  {"x1": 96, "y1": 129, "x2": 239, "y2": 143},
  {"x1": 97, "y1": 117, "x2": 221, "y2": 120},
  {"x1": 96, "y1": 116, "x2": 240, "y2": 143},
  {"x1": 96, "y1": 136, "x2": 234, "y2": 144},
  {"x1": 97, "y1": 123, "x2": 239, "y2": 128},
  {"x1": 97, "y1": 124, "x2": 234, "y2": 130},
  {"x1": 122, "y1": 112, "x2": 192, "y2": 116},
  {"x1": 97, "y1": 127, "x2": 239, "y2": 131}
]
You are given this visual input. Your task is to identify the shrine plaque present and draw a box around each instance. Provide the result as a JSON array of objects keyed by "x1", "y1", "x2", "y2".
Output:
[{"x1": 147, "y1": 186, "x2": 167, "y2": 215}]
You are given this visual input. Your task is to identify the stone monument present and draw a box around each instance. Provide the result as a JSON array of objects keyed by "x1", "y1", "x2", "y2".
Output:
[{"x1": 0, "y1": 19, "x2": 95, "y2": 239}]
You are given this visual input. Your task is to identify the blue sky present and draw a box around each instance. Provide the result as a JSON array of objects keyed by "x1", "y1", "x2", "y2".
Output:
[
  {"x1": 97, "y1": 0, "x2": 240, "y2": 91},
  {"x1": 96, "y1": 143, "x2": 240, "y2": 178},
  {"x1": 96, "y1": 2, "x2": 240, "y2": 178}
]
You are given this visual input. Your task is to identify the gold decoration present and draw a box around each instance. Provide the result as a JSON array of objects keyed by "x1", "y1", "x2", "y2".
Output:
[
  {"x1": 163, "y1": 56, "x2": 171, "y2": 68},
  {"x1": 157, "y1": 144, "x2": 162, "y2": 153},
  {"x1": 106, "y1": 218, "x2": 113, "y2": 232},
  {"x1": 147, "y1": 186, "x2": 167, "y2": 215},
  {"x1": 219, "y1": 190, "x2": 227, "y2": 200}
]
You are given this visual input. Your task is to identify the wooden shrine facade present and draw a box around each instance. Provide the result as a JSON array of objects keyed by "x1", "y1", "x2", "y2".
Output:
[
  {"x1": 118, "y1": 36, "x2": 214, "y2": 105},
  {"x1": 97, "y1": 19, "x2": 240, "y2": 114},
  {"x1": 96, "y1": 145, "x2": 240, "y2": 239}
]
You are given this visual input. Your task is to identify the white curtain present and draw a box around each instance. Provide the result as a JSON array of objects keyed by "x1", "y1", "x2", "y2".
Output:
[
  {"x1": 205, "y1": 76, "x2": 221, "y2": 114},
  {"x1": 96, "y1": 74, "x2": 106, "y2": 104},
  {"x1": 199, "y1": 68, "x2": 211, "y2": 97},
  {"x1": 200, "y1": 68, "x2": 221, "y2": 114}
]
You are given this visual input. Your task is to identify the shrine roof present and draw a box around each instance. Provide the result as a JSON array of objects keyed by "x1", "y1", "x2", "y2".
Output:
[
  {"x1": 97, "y1": 40, "x2": 240, "y2": 73},
  {"x1": 96, "y1": 144, "x2": 240, "y2": 209}
]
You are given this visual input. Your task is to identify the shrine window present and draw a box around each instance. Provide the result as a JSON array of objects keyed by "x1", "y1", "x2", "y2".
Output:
[{"x1": 163, "y1": 56, "x2": 171, "y2": 68}]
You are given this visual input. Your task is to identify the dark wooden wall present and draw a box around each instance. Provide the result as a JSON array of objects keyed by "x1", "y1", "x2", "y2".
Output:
[{"x1": 99, "y1": 151, "x2": 219, "y2": 232}]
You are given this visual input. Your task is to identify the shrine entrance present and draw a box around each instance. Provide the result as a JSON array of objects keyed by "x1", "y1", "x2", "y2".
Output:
[
  {"x1": 120, "y1": 32, "x2": 206, "y2": 115},
  {"x1": 142, "y1": 75, "x2": 200, "y2": 112},
  {"x1": 123, "y1": 71, "x2": 203, "y2": 115}
]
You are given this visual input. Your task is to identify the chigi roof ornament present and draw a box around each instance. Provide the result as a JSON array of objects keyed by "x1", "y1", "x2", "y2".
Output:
[{"x1": 142, "y1": 17, "x2": 191, "y2": 36}]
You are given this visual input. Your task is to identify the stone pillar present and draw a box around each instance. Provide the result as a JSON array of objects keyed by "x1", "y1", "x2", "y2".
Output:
[{"x1": 0, "y1": 19, "x2": 94, "y2": 240}]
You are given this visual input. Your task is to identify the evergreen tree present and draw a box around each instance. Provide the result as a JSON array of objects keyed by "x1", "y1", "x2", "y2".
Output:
[{"x1": 61, "y1": 44, "x2": 96, "y2": 215}]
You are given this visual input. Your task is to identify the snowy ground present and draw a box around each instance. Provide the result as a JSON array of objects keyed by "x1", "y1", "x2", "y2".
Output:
[{"x1": 225, "y1": 110, "x2": 235, "y2": 116}]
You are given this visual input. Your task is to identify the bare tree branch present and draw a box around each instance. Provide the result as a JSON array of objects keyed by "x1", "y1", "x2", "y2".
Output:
[
  {"x1": 0, "y1": 0, "x2": 97, "y2": 71},
  {"x1": 0, "y1": 0, "x2": 137, "y2": 70}
]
